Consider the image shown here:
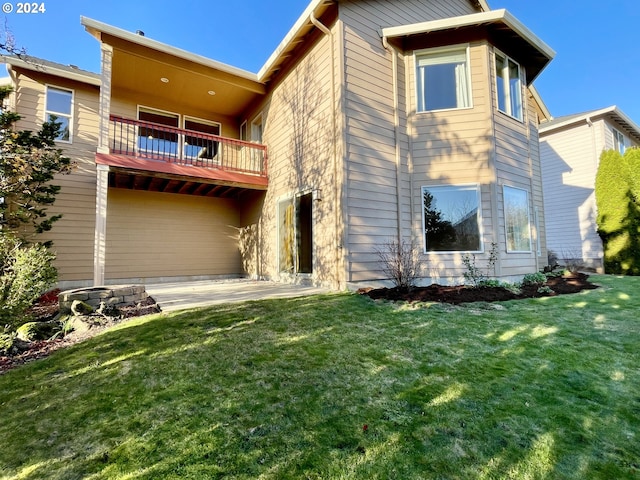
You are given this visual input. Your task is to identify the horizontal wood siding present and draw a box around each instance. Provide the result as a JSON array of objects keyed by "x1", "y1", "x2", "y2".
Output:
[
  {"x1": 104, "y1": 189, "x2": 242, "y2": 281},
  {"x1": 12, "y1": 69, "x2": 100, "y2": 283},
  {"x1": 250, "y1": 26, "x2": 339, "y2": 287},
  {"x1": 540, "y1": 121, "x2": 601, "y2": 263},
  {"x1": 490, "y1": 47, "x2": 539, "y2": 276},
  {"x1": 341, "y1": 0, "x2": 478, "y2": 283},
  {"x1": 406, "y1": 43, "x2": 495, "y2": 282}
]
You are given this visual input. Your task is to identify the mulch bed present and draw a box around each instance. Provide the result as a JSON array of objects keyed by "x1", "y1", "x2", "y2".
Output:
[
  {"x1": 360, "y1": 272, "x2": 599, "y2": 304},
  {"x1": 1, "y1": 293, "x2": 160, "y2": 375}
]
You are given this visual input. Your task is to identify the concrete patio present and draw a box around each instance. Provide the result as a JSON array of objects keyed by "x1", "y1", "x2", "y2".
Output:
[{"x1": 145, "y1": 279, "x2": 329, "y2": 312}]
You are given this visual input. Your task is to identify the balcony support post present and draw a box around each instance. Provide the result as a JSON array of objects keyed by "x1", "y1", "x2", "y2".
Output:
[
  {"x1": 93, "y1": 164, "x2": 109, "y2": 286},
  {"x1": 98, "y1": 44, "x2": 113, "y2": 154}
]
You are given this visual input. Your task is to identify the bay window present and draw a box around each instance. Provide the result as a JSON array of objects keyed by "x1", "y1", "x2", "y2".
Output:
[
  {"x1": 416, "y1": 46, "x2": 472, "y2": 112},
  {"x1": 503, "y1": 186, "x2": 531, "y2": 252},
  {"x1": 495, "y1": 51, "x2": 523, "y2": 121},
  {"x1": 422, "y1": 185, "x2": 481, "y2": 252}
]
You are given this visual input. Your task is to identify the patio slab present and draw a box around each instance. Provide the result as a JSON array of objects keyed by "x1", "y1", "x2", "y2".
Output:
[{"x1": 145, "y1": 279, "x2": 329, "y2": 312}]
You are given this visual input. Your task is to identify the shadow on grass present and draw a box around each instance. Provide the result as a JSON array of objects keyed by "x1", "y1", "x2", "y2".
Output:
[{"x1": 1, "y1": 277, "x2": 639, "y2": 479}]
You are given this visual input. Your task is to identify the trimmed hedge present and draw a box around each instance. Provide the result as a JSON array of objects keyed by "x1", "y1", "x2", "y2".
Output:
[{"x1": 595, "y1": 148, "x2": 640, "y2": 275}]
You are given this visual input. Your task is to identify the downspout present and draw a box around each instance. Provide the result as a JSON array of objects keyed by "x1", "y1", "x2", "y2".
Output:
[
  {"x1": 310, "y1": 12, "x2": 343, "y2": 288},
  {"x1": 382, "y1": 35, "x2": 403, "y2": 245}
]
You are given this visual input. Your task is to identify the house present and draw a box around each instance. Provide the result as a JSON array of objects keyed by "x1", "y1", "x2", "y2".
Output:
[
  {"x1": 539, "y1": 106, "x2": 640, "y2": 272},
  {"x1": 2, "y1": 0, "x2": 554, "y2": 290}
]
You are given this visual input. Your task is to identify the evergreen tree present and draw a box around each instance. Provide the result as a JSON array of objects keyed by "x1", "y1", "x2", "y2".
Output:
[
  {"x1": 0, "y1": 85, "x2": 74, "y2": 241},
  {"x1": 595, "y1": 148, "x2": 640, "y2": 275}
]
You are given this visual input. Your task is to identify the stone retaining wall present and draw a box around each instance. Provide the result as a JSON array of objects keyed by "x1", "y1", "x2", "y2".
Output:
[{"x1": 59, "y1": 286, "x2": 149, "y2": 314}]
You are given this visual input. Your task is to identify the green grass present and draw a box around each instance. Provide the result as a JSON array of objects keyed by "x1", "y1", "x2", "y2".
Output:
[{"x1": 1, "y1": 274, "x2": 639, "y2": 479}]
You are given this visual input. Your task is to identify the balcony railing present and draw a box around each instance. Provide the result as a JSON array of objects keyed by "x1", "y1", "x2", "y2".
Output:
[{"x1": 109, "y1": 115, "x2": 268, "y2": 177}]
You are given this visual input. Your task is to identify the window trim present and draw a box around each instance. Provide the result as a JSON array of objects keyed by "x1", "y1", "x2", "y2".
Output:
[
  {"x1": 503, "y1": 185, "x2": 532, "y2": 253},
  {"x1": 44, "y1": 85, "x2": 74, "y2": 143},
  {"x1": 421, "y1": 183, "x2": 483, "y2": 254},
  {"x1": 494, "y1": 49, "x2": 523, "y2": 122},
  {"x1": 414, "y1": 44, "x2": 473, "y2": 114}
]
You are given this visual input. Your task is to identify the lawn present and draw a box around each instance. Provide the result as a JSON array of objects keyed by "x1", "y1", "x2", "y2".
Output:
[{"x1": 1, "y1": 274, "x2": 638, "y2": 479}]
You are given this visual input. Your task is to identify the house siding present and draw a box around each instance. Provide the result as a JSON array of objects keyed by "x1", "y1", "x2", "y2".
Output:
[
  {"x1": 11, "y1": 69, "x2": 100, "y2": 284},
  {"x1": 249, "y1": 24, "x2": 340, "y2": 287},
  {"x1": 540, "y1": 115, "x2": 639, "y2": 270},
  {"x1": 103, "y1": 189, "x2": 242, "y2": 282},
  {"x1": 340, "y1": 0, "x2": 479, "y2": 283}
]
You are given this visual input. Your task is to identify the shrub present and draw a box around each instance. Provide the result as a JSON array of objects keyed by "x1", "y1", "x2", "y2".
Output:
[
  {"x1": 0, "y1": 234, "x2": 57, "y2": 330},
  {"x1": 376, "y1": 238, "x2": 422, "y2": 289},
  {"x1": 522, "y1": 272, "x2": 546, "y2": 286},
  {"x1": 462, "y1": 242, "x2": 498, "y2": 287}
]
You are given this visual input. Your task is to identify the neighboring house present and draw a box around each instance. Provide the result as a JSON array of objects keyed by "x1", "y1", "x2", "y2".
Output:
[
  {"x1": 539, "y1": 106, "x2": 640, "y2": 272},
  {"x1": 2, "y1": 0, "x2": 554, "y2": 290}
]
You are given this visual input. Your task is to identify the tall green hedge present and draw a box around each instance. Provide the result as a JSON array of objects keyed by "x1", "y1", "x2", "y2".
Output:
[{"x1": 595, "y1": 148, "x2": 640, "y2": 275}]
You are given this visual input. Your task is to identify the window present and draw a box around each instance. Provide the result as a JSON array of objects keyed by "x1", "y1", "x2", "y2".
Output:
[
  {"x1": 503, "y1": 186, "x2": 531, "y2": 252},
  {"x1": 416, "y1": 46, "x2": 471, "y2": 112},
  {"x1": 613, "y1": 128, "x2": 626, "y2": 154},
  {"x1": 138, "y1": 107, "x2": 180, "y2": 158},
  {"x1": 495, "y1": 51, "x2": 523, "y2": 121},
  {"x1": 45, "y1": 86, "x2": 72, "y2": 142},
  {"x1": 422, "y1": 185, "x2": 481, "y2": 252},
  {"x1": 183, "y1": 117, "x2": 221, "y2": 161}
]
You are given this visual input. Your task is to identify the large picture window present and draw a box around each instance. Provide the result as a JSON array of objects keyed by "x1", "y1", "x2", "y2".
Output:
[
  {"x1": 416, "y1": 46, "x2": 471, "y2": 112},
  {"x1": 422, "y1": 185, "x2": 481, "y2": 252},
  {"x1": 45, "y1": 86, "x2": 73, "y2": 142},
  {"x1": 495, "y1": 51, "x2": 523, "y2": 121},
  {"x1": 503, "y1": 186, "x2": 531, "y2": 252}
]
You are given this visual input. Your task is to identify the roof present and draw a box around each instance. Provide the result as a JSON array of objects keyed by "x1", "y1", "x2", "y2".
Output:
[
  {"x1": 381, "y1": 9, "x2": 555, "y2": 84},
  {"x1": 2, "y1": 55, "x2": 101, "y2": 86},
  {"x1": 539, "y1": 106, "x2": 640, "y2": 143}
]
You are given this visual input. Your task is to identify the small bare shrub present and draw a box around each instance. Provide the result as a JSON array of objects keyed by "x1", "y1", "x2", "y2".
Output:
[
  {"x1": 376, "y1": 239, "x2": 421, "y2": 289},
  {"x1": 560, "y1": 248, "x2": 585, "y2": 273}
]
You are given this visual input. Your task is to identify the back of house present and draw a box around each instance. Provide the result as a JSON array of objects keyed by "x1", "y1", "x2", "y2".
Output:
[{"x1": 3, "y1": 0, "x2": 555, "y2": 289}]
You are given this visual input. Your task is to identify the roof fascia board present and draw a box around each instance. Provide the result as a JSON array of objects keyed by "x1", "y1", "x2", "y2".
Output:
[
  {"x1": 381, "y1": 9, "x2": 555, "y2": 61},
  {"x1": 539, "y1": 106, "x2": 640, "y2": 139},
  {"x1": 2, "y1": 55, "x2": 101, "y2": 86},
  {"x1": 257, "y1": 0, "x2": 326, "y2": 81},
  {"x1": 81, "y1": 16, "x2": 261, "y2": 85},
  {"x1": 529, "y1": 85, "x2": 552, "y2": 122}
]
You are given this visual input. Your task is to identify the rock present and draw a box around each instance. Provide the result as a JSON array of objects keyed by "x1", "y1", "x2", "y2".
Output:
[
  {"x1": 65, "y1": 316, "x2": 92, "y2": 335},
  {"x1": 71, "y1": 300, "x2": 94, "y2": 316},
  {"x1": 96, "y1": 302, "x2": 120, "y2": 317},
  {"x1": 16, "y1": 321, "x2": 61, "y2": 341},
  {"x1": 0, "y1": 333, "x2": 32, "y2": 355}
]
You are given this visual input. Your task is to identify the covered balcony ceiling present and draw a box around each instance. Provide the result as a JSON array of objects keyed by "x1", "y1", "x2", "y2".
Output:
[{"x1": 103, "y1": 34, "x2": 266, "y2": 118}]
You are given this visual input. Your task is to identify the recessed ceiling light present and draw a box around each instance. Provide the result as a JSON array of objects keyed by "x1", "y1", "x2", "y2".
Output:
[
  {"x1": 160, "y1": 77, "x2": 169, "y2": 83},
  {"x1": 208, "y1": 90, "x2": 216, "y2": 96}
]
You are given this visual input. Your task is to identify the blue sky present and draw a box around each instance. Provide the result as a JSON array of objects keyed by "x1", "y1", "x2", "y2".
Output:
[{"x1": 2, "y1": 0, "x2": 638, "y2": 122}]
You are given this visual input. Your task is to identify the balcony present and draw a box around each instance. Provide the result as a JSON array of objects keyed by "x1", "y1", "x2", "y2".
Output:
[{"x1": 96, "y1": 115, "x2": 268, "y2": 194}]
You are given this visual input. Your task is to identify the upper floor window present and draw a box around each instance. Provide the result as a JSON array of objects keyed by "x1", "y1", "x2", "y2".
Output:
[
  {"x1": 613, "y1": 128, "x2": 626, "y2": 154},
  {"x1": 416, "y1": 46, "x2": 472, "y2": 112},
  {"x1": 45, "y1": 86, "x2": 73, "y2": 142},
  {"x1": 422, "y1": 184, "x2": 481, "y2": 252},
  {"x1": 495, "y1": 51, "x2": 523, "y2": 121}
]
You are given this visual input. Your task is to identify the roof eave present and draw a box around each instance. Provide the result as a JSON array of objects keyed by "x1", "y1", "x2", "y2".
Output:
[
  {"x1": 2, "y1": 55, "x2": 101, "y2": 86},
  {"x1": 539, "y1": 106, "x2": 640, "y2": 142},
  {"x1": 81, "y1": 16, "x2": 262, "y2": 86},
  {"x1": 382, "y1": 9, "x2": 554, "y2": 60}
]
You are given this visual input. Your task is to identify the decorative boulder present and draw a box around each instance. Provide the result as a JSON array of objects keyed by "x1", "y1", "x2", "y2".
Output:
[{"x1": 71, "y1": 300, "x2": 94, "y2": 316}]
